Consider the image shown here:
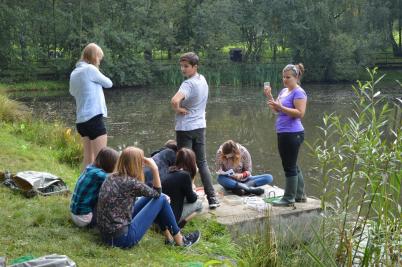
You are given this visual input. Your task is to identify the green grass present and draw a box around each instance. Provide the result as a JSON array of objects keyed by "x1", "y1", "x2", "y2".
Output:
[
  {"x1": 0, "y1": 92, "x2": 241, "y2": 266},
  {"x1": 0, "y1": 80, "x2": 68, "y2": 92},
  {"x1": 0, "y1": 124, "x2": 240, "y2": 266}
]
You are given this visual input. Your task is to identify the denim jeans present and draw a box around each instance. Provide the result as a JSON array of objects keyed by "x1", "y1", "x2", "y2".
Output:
[
  {"x1": 217, "y1": 174, "x2": 273, "y2": 189},
  {"x1": 103, "y1": 195, "x2": 180, "y2": 248},
  {"x1": 176, "y1": 128, "x2": 215, "y2": 198},
  {"x1": 277, "y1": 132, "x2": 304, "y2": 177}
]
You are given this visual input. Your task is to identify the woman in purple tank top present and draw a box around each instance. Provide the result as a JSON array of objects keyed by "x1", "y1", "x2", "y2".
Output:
[{"x1": 264, "y1": 63, "x2": 307, "y2": 206}]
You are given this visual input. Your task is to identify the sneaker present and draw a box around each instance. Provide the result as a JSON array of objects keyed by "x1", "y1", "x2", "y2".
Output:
[
  {"x1": 208, "y1": 196, "x2": 220, "y2": 209},
  {"x1": 182, "y1": 230, "x2": 201, "y2": 247}
]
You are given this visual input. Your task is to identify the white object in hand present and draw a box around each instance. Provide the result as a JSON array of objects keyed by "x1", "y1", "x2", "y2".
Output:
[{"x1": 216, "y1": 169, "x2": 235, "y2": 176}]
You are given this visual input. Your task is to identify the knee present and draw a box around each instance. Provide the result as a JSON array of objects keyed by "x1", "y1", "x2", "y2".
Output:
[
  {"x1": 217, "y1": 175, "x2": 227, "y2": 185},
  {"x1": 158, "y1": 194, "x2": 170, "y2": 206},
  {"x1": 264, "y1": 174, "x2": 274, "y2": 184}
]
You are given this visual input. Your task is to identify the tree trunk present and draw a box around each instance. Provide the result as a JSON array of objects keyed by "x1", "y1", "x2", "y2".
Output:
[
  {"x1": 53, "y1": 0, "x2": 56, "y2": 58},
  {"x1": 389, "y1": 19, "x2": 401, "y2": 56}
]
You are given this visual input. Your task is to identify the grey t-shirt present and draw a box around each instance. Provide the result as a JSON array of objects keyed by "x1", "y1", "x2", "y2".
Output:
[{"x1": 175, "y1": 74, "x2": 208, "y2": 131}]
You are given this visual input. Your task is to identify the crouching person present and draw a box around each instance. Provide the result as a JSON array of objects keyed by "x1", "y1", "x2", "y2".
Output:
[
  {"x1": 96, "y1": 146, "x2": 200, "y2": 248},
  {"x1": 70, "y1": 147, "x2": 119, "y2": 227}
]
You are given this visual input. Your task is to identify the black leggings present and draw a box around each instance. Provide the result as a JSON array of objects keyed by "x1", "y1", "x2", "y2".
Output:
[{"x1": 277, "y1": 132, "x2": 304, "y2": 177}]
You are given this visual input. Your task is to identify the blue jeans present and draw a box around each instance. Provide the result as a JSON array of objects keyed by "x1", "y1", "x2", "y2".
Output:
[
  {"x1": 176, "y1": 128, "x2": 215, "y2": 198},
  {"x1": 103, "y1": 195, "x2": 180, "y2": 248},
  {"x1": 217, "y1": 174, "x2": 273, "y2": 189}
]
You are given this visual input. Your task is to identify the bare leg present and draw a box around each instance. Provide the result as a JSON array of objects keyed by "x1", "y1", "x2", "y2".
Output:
[
  {"x1": 183, "y1": 212, "x2": 197, "y2": 222},
  {"x1": 82, "y1": 137, "x2": 93, "y2": 169},
  {"x1": 173, "y1": 231, "x2": 183, "y2": 246},
  {"x1": 91, "y1": 134, "x2": 107, "y2": 161},
  {"x1": 163, "y1": 229, "x2": 173, "y2": 241}
]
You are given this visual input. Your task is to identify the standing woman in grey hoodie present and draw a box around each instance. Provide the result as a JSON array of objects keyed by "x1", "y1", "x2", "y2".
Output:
[{"x1": 69, "y1": 43, "x2": 113, "y2": 169}]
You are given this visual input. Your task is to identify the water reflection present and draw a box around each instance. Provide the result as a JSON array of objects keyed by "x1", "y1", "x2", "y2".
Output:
[{"x1": 15, "y1": 83, "x2": 400, "y2": 198}]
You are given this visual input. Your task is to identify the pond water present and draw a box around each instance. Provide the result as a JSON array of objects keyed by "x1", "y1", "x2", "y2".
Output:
[{"x1": 13, "y1": 82, "x2": 401, "y2": 198}]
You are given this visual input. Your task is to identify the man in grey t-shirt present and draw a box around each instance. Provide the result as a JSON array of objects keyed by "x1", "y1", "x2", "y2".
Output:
[{"x1": 171, "y1": 52, "x2": 220, "y2": 209}]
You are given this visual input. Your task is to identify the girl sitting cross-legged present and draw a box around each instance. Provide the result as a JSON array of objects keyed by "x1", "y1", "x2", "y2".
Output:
[
  {"x1": 216, "y1": 140, "x2": 273, "y2": 196},
  {"x1": 96, "y1": 146, "x2": 201, "y2": 248}
]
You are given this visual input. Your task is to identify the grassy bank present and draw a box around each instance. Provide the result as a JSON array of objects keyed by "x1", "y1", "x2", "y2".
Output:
[
  {"x1": 0, "y1": 71, "x2": 400, "y2": 266},
  {"x1": 0, "y1": 94, "x2": 242, "y2": 266},
  {"x1": 0, "y1": 80, "x2": 68, "y2": 93}
]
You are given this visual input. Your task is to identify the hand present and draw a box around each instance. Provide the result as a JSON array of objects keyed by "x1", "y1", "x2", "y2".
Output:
[
  {"x1": 144, "y1": 157, "x2": 158, "y2": 170},
  {"x1": 268, "y1": 99, "x2": 282, "y2": 112},
  {"x1": 231, "y1": 173, "x2": 243, "y2": 181},
  {"x1": 263, "y1": 85, "x2": 272, "y2": 97},
  {"x1": 176, "y1": 107, "x2": 189, "y2": 115}
]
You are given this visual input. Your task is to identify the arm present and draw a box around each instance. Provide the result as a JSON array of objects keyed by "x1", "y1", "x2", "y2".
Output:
[
  {"x1": 183, "y1": 174, "x2": 197, "y2": 203},
  {"x1": 241, "y1": 147, "x2": 252, "y2": 178},
  {"x1": 268, "y1": 98, "x2": 306, "y2": 118},
  {"x1": 131, "y1": 179, "x2": 161, "y2": 198},
  {"x1": 89, "y1": 65, "x2": 113, "y2": 88},
  {"x1": 263, "y1": 85, "x2": 274, "y2": 102},
  {"x1": 215, "y1": 149, "x2": 223, "y2": 172},
  {"x1": 265, "y1": 86, "x2": 281, "y2": 113},
  {"x1": 171, "y1": 91, "x2": 188, "y2": 115},
  {"x1": 144, "y1": 157, "x2": 161, "y2": 189}
]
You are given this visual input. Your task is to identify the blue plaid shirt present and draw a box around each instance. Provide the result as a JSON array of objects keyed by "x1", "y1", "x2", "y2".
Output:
[{"x1": 70, "y1": 165, "x2": 108, "y2": 215}]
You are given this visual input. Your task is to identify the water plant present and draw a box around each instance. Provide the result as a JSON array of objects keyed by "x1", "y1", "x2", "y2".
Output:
[{"x1": 308, "y1": 67, "x2": 401, "y2": 266}]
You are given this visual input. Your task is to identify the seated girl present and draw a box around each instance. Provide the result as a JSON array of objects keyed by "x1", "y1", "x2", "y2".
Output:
[
  {"x1": 162, "y1": 148, "x2": 203, "y2": 229},
  {"x1": 96, "y1": 146, "x2": 200, "y2": 248},
  {"x1": 216, "y1": 140, "x2": 273, "y2": 196},
  {"x1": 70, "y1": 147, "x2": 119, "y2": 227}
]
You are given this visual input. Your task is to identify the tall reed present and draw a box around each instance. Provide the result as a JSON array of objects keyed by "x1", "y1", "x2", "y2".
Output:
[
  {"x1": 308, "y1": 67, "x2": 401, "y2": 266},
  {"x1": 153, "y1": 62, "x2": 281, "y2": 88}
]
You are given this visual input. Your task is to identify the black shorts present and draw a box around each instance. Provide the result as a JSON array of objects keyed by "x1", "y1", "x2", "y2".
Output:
[{"x1": 76, "y1": 114, "x2": 107, "y2": 140}]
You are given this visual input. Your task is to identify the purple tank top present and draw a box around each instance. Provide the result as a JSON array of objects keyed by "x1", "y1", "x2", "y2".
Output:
[{"x1": 275, "y1": 87, "x2": 307, "y2": 133}]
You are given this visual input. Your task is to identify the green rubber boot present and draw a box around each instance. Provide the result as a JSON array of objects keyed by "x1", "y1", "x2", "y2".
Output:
[
  {"x1": 295, "y1": 167, "x2": 307, "y2": 203},
  {"x1": 272, "y1": 176, "x2": 297, "y2": 206}
]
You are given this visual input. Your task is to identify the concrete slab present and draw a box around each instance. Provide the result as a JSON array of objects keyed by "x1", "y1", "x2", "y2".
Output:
[{"x1": 198, "y1": 184, "x2": 322, "y2": 237}]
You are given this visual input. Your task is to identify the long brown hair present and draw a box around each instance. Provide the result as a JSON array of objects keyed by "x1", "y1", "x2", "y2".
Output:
[
  {"x1": 93, "y1": 147, "x2": 119, "y2": 173},
  {"x1": 115, "y1": 146, "x2": 145, "y2": 182},
  {"x1": 80, "y1": 43, "x2": 104, "y2": 68},
  {"x1": 170, "y1": 148, "x2": 197, "y2": 178},
  {"x1": 221, "y1": 140, "x2": 241, "y2": 166}
]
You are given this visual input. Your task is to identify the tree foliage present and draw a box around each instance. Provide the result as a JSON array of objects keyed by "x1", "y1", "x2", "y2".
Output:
[{"x1": 0, "y1": 0, "x2": 400, "y2": 84}]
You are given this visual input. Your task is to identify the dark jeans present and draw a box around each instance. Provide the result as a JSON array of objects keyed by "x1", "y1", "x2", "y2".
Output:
[
  {"x1": 277, "y1": 132, "x2": 304, "y2": 177},
  {"x1": 102, "y1": 195, "x2": 180, "y2": 248},
  {"x1": 176, "y1": 128, "x2": 215, "y2": 198}
]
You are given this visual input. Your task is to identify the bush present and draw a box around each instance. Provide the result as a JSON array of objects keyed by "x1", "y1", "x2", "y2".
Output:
[
  {"x1": 0, "y1": 93, "x2": 31, "y2": 122},
  {"x1": 12, "y1": 121, "x2": 82, "y2": 166}
]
